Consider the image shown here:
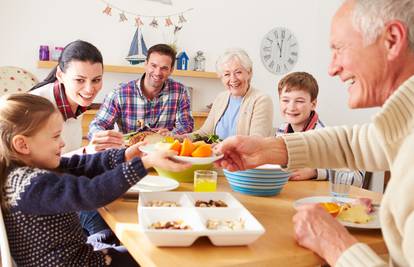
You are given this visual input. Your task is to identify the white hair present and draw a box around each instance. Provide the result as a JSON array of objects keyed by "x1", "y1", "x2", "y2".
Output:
[
  {"x1": 215, "y1": 48, "x2": 253, "y2": 76},
  {"x1": 352, "y1": 0, "x2": 414, "y2": 50}
]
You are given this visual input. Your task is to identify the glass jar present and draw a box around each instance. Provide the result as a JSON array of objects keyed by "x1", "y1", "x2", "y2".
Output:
[{"x1": 39, "y1": 45, "x2": 50, "y2": 61}]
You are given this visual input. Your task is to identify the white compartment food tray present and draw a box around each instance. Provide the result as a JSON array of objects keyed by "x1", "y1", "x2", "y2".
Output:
[{"x1": 138, "y1": 192, "x2": 265, "y2": 247}]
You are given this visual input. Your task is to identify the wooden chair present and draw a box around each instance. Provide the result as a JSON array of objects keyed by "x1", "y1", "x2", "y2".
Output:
[{"x1": 0, "y1": 209, "x2": 14, "y2": 267}]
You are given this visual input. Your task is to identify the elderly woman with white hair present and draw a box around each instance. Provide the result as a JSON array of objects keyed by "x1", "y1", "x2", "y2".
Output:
[{"x1": 189, "y1": 48, "x2": 274, "y2": 139}]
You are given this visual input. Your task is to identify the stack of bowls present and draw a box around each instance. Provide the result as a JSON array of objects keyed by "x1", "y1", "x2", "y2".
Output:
[{"x1": 223, "y1": 165, "x2": 290, "y2": 196}]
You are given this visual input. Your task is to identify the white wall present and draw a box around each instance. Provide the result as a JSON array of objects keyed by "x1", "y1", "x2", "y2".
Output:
[{"x1": 0, "y1": 0, "x2": 380, "y2": 127}]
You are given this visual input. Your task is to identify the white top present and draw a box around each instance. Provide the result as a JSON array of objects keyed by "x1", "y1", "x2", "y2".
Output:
[{"x1": 30, "y1": 83, "x2": 83, "y2": 154}]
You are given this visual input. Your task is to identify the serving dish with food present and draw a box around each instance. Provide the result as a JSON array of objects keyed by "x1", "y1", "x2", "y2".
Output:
[
  {"x1": 138, "y1": 192, "x2": 265, "y2": 246},
  {"x1": 140, "y1": 137, "x2": 223, "y2": 165},
  {"x1": 138, "y1": 137, "x2": 224, "y2": 182}
]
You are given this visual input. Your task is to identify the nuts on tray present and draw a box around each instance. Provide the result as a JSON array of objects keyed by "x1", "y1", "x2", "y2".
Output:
[
  {"x1": 149, "y1": 220, "x2": 192, "y2": 230},
  {"x1": 206, "y1": 218, "x2": 245, "y2": 230},
  {"x1": 145, "y1": 200, "x2": 180, "y2": 207},
  {"x1": 195, "y1": 200, "x2": 228, "y2": 207}
]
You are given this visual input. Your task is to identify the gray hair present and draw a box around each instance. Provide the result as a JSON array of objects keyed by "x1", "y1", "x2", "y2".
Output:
[
  {"x1": 352, "y1": 0, "x2": 414, "y2": 50},
  {"x1": 215, "y1": 48, "x2": 253, "y2": 76}
]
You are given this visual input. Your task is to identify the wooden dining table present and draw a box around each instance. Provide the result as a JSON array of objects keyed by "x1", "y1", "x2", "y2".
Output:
[{"x1": 98, "y1": 176, "x2": 387, "y2": 267}]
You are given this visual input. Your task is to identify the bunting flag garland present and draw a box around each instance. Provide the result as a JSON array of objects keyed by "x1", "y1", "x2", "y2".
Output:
[
  {"x1": 174, "y1": 25, "x2": 182, "y2": 34},
  {"x1": 102, "y1": 5, "x2": 112, "y2": 15},
  {"x1": 99, "y1": 0, "x2": 193, "y2": 28},
  {"x1": 135, "y1": 17, "x2": 144, "y2": 27},
  {"x1": 165, "y1": 17, "x2": 173, "y2": 27},
  {"x1": 119, "y1": 12, "x2": 128, "y2": 22},
  {"x1": 178, "y1": 14, "x2": 187, "y2": 23},
  {"x1": 149, "y1": 18, "x2": 159, "y2": 28}
]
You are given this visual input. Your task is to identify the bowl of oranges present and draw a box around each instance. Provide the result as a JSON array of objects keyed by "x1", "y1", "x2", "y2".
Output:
[{"x1": 140, "y1": 138, "x2": 223, "y2": 182}]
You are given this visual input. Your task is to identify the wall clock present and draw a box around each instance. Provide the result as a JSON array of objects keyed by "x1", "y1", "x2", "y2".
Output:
[{"x1": 260, "y1": 27, "x2": 299, "y2": 75}]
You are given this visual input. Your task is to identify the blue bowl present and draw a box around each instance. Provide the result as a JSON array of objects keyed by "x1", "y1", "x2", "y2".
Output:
[
  {"x1": 228, "y1": 184, "x2": 283, "y2": 196},
  {"x1": 224, "y1": 168, "x2": 289, "y2": 196}
]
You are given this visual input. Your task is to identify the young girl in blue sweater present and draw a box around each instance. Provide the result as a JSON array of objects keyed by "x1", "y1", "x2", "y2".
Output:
[{"x1": 0, "y1": 93, "x2": 190, "y2": 266}]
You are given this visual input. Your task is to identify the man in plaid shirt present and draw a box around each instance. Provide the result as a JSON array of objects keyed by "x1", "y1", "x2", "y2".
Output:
[{"x1": 88, "y1": 44, "x2": 194, "y2": 151}]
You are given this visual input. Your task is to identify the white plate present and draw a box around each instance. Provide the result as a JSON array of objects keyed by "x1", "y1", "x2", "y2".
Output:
[
  {"x1": 139, "y1": 144, "x2": 224, "y2": 165},
  {"x1": 129, "y1": 175, "x2": 179, "y2": 193},
  {"x1": 293, "y1": 196, "x2": 380, "y2": 229}
]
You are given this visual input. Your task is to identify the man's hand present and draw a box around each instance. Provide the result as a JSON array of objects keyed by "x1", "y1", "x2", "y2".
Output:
[
  {"x1": 214, "y1": 136, "x2": 288, "y2": 171},
  {"x1": 289, "y1": 168, "x2": 317, "y2": 181},
  {"x1": 90, "y1": 130, "x2": 124, "y2": 151},
  {"x1": 293, "y1": 204, "x2": 357, "y2": 265}
]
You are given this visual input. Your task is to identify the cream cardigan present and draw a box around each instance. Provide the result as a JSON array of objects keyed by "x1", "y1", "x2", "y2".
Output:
[
  {"x1": 194, "y1": 88, "x2": 274, "y2": 137},
  {"x1": 282, "y1": 76, "x2": 414, "y2": 266}
]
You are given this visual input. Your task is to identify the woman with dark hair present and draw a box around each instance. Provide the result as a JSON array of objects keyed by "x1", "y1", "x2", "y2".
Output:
[
  {"x1": 30, "y1": 40, "x2": 114, "y2": 248},
  {"x1": 31, "y1": 39, "x2": 104, "y2": 154}
]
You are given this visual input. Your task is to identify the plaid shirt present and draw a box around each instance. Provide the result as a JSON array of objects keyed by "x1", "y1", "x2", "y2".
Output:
[
  {"x1": 88, "y1": 75, "x2": 194, "y2": 138},
  {"x1": 53, "y1": 81, "x2": 87, "y2": 121}
]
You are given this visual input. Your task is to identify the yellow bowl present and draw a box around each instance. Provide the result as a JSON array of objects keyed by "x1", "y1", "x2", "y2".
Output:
[{"x1": 154, "y1": 163, "x2": 213, "y2": 183}]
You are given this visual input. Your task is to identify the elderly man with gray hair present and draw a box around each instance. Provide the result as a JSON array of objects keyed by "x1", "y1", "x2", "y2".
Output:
[
  {"x1": 215, "y1": 0, "x2": 414, "y2": 266},
  {"x1": 181, "y1": 48, "x2": 273, "y2": 140}
]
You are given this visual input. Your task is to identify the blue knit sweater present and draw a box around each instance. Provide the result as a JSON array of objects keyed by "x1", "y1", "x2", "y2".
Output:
[{"x1": 2, "y1": 149, "x2": 147, "y2": 266}]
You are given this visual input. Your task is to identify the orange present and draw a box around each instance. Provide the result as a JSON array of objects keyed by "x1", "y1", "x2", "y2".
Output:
[
  {"x1": 169, "y1": 140, "x2": 182, "y2": 154},
  {"x1": 179, "y1": 138, "x2": 196, "y2": 156},
  {"x1": 193, "y1": 140, "x2": 207, "y2": 149},
  {"x1": 191, "y1": 144, "x2": 212, "y2": 157},
  {"x1": 321, "y1": 202, "x2": 340, "y2": 217}
]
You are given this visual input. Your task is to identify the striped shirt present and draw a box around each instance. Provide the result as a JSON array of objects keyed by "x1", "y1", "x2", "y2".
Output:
[
  {"x1": 276, "y1": 112, "x2": 365, "y2": 185},
  {"x1": 88, "y1": 74, "x2": 194, "y2": 138}
]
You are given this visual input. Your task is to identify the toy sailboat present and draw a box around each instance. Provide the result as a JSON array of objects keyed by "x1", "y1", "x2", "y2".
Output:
[{"x1": 125, "y1": 27, "x2": 148, "y2": 65}]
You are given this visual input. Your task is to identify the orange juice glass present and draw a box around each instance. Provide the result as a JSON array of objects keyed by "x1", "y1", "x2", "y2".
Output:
[{"x1": 194, "y1": 170, "x2": 217, "y2": 192}]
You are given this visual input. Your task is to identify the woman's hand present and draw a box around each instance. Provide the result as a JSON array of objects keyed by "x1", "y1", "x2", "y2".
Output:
[
  {"x1": 289, "y1": 168, "x2": 317, "y2": 180},
  {"x1": 293, "y1": 204, "x2": 357, "y2": 265},
  {"x1": 141, "y1": 150, "x2": 192, "y2": 171}
]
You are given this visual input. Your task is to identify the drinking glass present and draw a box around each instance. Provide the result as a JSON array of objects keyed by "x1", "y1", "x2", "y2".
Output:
[
  {"x1": 194, "y1": 170, "x2": 217, "y2": 192},
  {"x1": 329, "y1": 169, "x2": 355, "y2": 198}
]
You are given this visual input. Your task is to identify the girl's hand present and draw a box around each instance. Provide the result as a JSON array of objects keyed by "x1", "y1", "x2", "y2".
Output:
[
  {"x1": 125, "y1": 141, "x2": 147, "y2": 161},
  {"x1": 141, "y1": 150, "x2": 192, "y2": 171}
]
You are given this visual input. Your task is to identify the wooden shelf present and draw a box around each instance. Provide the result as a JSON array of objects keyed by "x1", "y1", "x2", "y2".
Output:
[{"x1": 37, "y1": 61, "x2": 219, "y2": 79}]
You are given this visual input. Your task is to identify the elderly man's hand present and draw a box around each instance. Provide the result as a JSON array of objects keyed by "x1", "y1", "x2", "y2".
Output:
[
  {"x1": 214, "y1": 136, "x2": 288, "y2": 171},
  {"x1": 90, "y1": 130, "x2": 124, "y2": 151},
  {"x1": 293, "y1": 204, "x2": 357, "y2": 266}
]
